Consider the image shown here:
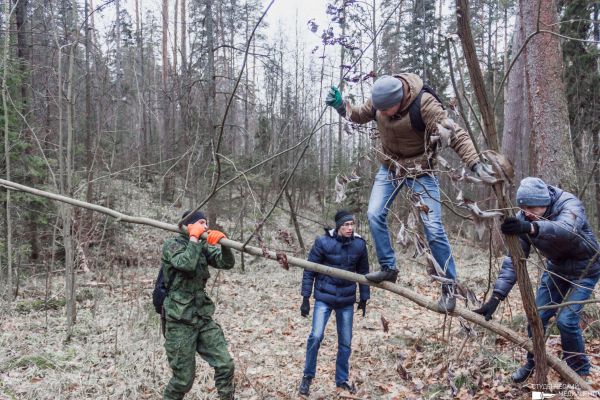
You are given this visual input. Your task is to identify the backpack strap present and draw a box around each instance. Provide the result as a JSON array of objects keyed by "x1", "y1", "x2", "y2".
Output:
[
  {"x1": 164, "y1": 236, "x2": 189, "y2": 291},
  {"x1": 165, "y1": 266, "x2": 177, "y2": 291},
  {"x1": 408, "y1": 84, "x2": 445, "y2": 134}
]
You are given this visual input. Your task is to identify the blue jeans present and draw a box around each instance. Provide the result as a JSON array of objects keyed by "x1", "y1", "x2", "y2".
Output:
[
  {"x1": 303, "y1": 300, "x2": 354, "y2": 385},
  {"x1": 367, "y1": 165, "x2": 456, "y2": 281},
  {"x1": 526, "y1": 270, "x2": 600, "y2": 375}
]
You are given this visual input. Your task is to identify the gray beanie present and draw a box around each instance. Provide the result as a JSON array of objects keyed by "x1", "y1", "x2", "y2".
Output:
[
  {"x1": 371, "y1": 75, "x2": 404, "y2": 110},
  {"x1": 516, "y1": 177, "x2": 551, "y2": 207}
]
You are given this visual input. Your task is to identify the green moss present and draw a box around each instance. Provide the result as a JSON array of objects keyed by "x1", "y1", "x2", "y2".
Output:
[
  {"x1": 15, "y1": 298, "x2": 65, "y2": 313},
  {"x1": 4, "y1": 354, "x2": 56, "y2": 371}
]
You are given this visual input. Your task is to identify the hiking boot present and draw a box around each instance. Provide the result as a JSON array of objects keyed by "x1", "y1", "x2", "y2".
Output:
[
  {"x1": 437, "y1": 285, "x2": 456, "y2": 313},
  {"x1": 365, "y1": 267, "x2": 398, "y2": 283},
  {"x1": 511, "y1": 361, "x2": 535, "y2": 383},
  {"x1": 298, "y1": 376, "x2": 312, "y2": 396},
  {"x1": 336, "y1": 381, "x2": 357, "y2": 394}
]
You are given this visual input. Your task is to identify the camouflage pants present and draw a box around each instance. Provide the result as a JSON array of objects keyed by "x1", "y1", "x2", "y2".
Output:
[{"x1": 163, "y1": 318, "x2": 235, "y2": 400}]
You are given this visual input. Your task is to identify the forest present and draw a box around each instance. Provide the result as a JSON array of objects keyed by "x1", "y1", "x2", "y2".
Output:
[{"x1": 1, "y1": 0, "x2": 599, "y2": 398}]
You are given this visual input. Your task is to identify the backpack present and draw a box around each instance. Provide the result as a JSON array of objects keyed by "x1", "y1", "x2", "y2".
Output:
[
  {"x1": 152, "y1": 264, "x2": 177, "y2": 314},
  {"x1": 372, "y1": 83, "x2": 445, "y2": 134}
]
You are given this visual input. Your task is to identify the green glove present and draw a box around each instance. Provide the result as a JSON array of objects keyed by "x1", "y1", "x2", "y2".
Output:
[{"x1": 325, "y1": 86, "x2": 343, "y2": 109}]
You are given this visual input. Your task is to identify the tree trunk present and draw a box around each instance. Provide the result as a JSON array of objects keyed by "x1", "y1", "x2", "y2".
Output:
[
  {"x1": 2, "y1": 0, "x2": 14, "y2": 299},
  {"x1": 501, "y1": 5, "x2": 530, "y2": 183},
  {"x1": 285, "y1": 187, "x2": 305, "y2": 253},
  {"x1": 161, "y1": 0, "x2": 174, "y2": 201},
  {"x1": 521, "y1": 0, "x2": 575, "y2": 190},
  {"x1": 594, "y1": 4, "x2": 600, "y2": 231},
  {"x1": 65, "y1": 0, "x2": 79, "y2": 334},
  {"x1": 456, "y1": 0, "x2": 498, "y2": 149},
  {"x1": 84, "y1": 0, "x2": 94, "y2": 217}
]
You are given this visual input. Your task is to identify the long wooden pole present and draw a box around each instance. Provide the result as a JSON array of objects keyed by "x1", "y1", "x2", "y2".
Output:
[{"x1": 0, "y1": 178, "x2": 592, "y2": 390}]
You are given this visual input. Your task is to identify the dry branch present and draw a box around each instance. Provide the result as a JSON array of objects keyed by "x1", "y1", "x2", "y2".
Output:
[{"x1": 0, "y1": 178, "x2": 592, "y2": 391}]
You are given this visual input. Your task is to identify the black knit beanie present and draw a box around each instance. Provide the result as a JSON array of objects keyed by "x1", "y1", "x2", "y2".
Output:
[
  {"x1": 334, "y1": 210, "x2": 354, "y2": 230},
  {"x1": 180, "y1": 210, "x2": 207, "y2": 227}
]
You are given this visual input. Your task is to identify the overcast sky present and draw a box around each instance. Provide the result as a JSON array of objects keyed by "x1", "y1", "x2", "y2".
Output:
[{"x1": 94, "y1": 0, "x2": 331, "y2": 55}]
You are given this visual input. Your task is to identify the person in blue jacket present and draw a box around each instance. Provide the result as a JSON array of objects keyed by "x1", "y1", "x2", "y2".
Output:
[
  {"x1": 298, "y1": 210, "x2": 370, "y2": 396},
  {"x1": 474, "y1": 177, "x2": 600, "y2": 383}
]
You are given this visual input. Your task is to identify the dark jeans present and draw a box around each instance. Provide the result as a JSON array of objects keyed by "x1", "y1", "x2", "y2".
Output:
[{"x1": 526, "y1": 270, "x2": 600, "y2": 375}]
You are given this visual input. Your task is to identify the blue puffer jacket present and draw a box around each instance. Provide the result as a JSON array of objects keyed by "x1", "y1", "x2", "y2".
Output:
[
  {"x1": 494, "y1": 185, "x2": 600, "y2": 299},
  {"x1": 301, "y1": 228, "x2": 370, "y2": 307}
]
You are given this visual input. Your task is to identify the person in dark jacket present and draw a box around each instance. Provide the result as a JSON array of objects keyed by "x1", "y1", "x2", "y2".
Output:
[
  {"x1": 474, "y1": 177, "x2": 600, "y2": 383},
  {"x1": 298, "y1": 210, "x2": 370, "y2": 396}
]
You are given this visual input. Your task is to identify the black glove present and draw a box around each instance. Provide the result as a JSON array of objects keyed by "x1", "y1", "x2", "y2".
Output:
[
  {"x1": 473, "y1": 295, "x2": 501, "y2": 321},
  {"x1": 500, "y1": 217, "x2": 533, "y2": 235},
  {"x1": 300, "y1": 297, "x2": 310, "y2": 317},
  {"x1": 357, "y1": 300, "x2": 367, "y2": 317}
]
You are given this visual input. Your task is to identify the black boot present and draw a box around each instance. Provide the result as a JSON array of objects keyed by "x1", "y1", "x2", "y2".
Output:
[
  {"x1": 365, "y1": 267, "x2": 398, "y2": 283},
  {"x1": 299, "y1": 376, "x2": 312, "y2": 396},
  {"x1": 511, "y1": 361, "x2": 535, "y2": 383},
  {"x1": 437, "y1": 285, "x2": 456, "y2": 313},
  {"x1": 336, "y1": 381, "x2": 357, "y2": 394}
]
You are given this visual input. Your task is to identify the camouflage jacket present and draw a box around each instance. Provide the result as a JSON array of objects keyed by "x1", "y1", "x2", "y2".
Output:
[{"x1": 161, "y1": 234, "x2": 235, "y2": 323}]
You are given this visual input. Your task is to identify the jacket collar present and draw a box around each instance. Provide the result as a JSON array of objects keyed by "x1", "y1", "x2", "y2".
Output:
[{"x1": 324, "y1": 227, "x2": 362, "y2": 243}]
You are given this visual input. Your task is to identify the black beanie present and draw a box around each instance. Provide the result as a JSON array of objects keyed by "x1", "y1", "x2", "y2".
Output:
[
  {"x1": 180, "y1": 210, "x2": 207, "y2": 227},
  {"x1": 334, "y1": 210, "x2": 354, "y2": 230}
]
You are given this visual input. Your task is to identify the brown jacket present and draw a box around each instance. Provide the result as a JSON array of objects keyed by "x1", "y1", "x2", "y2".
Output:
[{"x1": 344, "y1": 73, "x2": 479, "y2": 175}]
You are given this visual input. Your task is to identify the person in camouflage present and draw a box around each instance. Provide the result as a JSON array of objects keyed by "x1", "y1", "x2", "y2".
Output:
[{"x1": 161, "y1": 210, "x2": 236, "y2": 400}]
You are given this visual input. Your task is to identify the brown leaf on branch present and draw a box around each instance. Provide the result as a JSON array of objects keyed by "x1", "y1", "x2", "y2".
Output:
[{"x1": 276, "y1": 252, "x2": 289, "y2": 270}]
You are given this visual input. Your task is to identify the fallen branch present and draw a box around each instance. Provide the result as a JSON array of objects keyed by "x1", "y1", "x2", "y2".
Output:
[{"x1": 0, "y1": 178, "x2": 592, "y2": 391}]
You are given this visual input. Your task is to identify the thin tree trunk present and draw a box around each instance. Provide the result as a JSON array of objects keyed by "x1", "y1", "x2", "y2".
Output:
[
  {"x1": 64, "y1": 0, "x2": 79, "y2": 335},
  {"x1": 284, "y1": 187, "x2": 305, "y2": 253},
  {"x1": 85, "y1": 0, "x2": 94, "y2": 216},
  {"x1": 456, "y1": 0, "x2": 498, "y2": 149},
  {"x1": 2, "y1": 0, "x2": 15, "y2": 299},
  {"x1": 161, "y1": 0, "x2": 174, "y2": 201},
  {"x1": 594, "y1": 4, "x2": 600, "y2": 231}
]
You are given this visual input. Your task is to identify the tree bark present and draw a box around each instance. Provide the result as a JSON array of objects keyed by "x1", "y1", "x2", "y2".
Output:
[
  {"x1": 84, "y1": 0, "x2": 94, "y2": 217},
  {"x1": 2, "y1": 0, "x2": 14, "y2": 299},
  {"x1": 456, "y1": 0, "x2": 498, "y2": 149},
  {"x1": 501, "y1": 5, "x2": 530, "y2": 183},
  {"x1": 0, "y1": 177, "x2": 593, "y2": 391},
  {"x1": 521, "y1": 0, "x2": 576, "y2": 190},
  {"x1": 594, "y1": 4, "x2": 600, "y2": 231}
]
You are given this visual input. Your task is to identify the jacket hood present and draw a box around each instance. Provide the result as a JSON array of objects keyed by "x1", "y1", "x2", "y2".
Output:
[
  {"x1": 544, "y1": 185, "x2": 565, "y2": 219},
  {"x1": 396, "y1": 73, "x2": 424, "y2": 114}
]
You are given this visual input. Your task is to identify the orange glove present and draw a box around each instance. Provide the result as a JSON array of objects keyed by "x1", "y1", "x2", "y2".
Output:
[
  {"x1": 187, "y1": 222, "x2": 207, "y2": 240},
  {"x1": 206, "y1": 230, "x2": 226, "y2": 246}
]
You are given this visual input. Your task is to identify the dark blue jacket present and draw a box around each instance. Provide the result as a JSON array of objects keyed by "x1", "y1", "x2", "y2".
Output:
[
  {"x1": 494, "y1": 185, "x2": 600, "y2": 299},
  {"x1": 301, "y1": 228, "x2": 370, "y2": 307}
]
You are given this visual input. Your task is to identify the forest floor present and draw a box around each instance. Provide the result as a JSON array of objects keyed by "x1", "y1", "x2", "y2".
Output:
[{"x1": 1, "y1": 180, "x2": 599, "y2": 400}]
